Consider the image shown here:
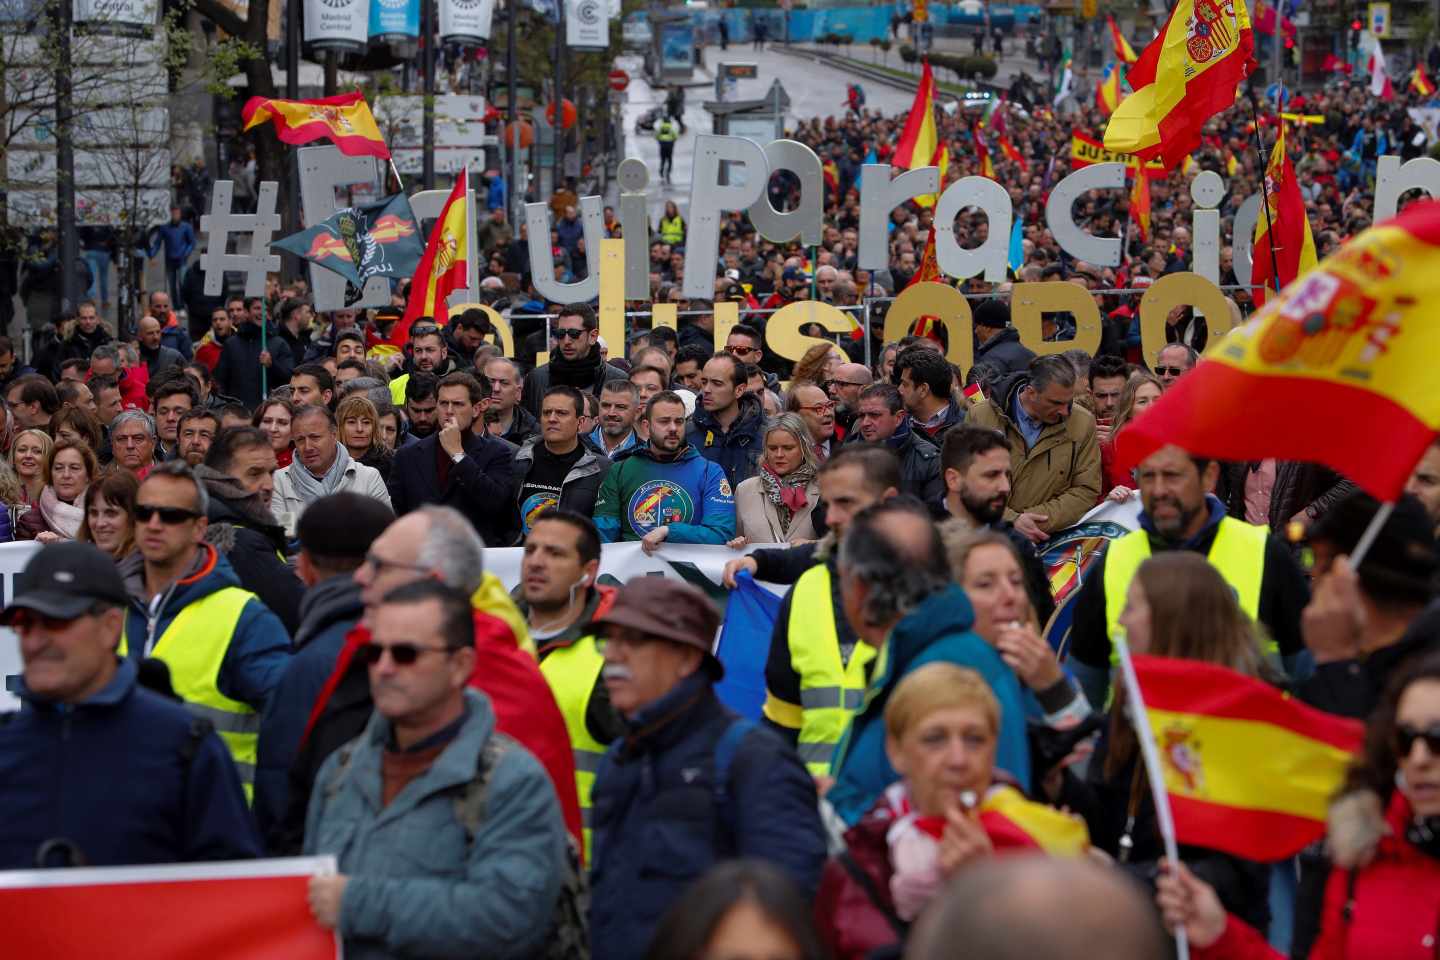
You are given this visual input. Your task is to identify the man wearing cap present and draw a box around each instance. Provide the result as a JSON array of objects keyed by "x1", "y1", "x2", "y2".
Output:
[
  {"x1": 973, "y1": 299, "x2": 1037, "y2": 374},
  {"x1": 0, "y1": 542, "x2": 262, "y2": 867},
  {"x1": 587, "y1": 578, "x2": 827, "y2": 960}
]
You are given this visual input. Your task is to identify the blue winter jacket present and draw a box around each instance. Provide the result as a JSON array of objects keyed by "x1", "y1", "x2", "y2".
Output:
[
  {"x1": 827, "y1": 585, "x2": 1032, "y2": 827},
  {"x1": 589, "y1": 674, "x2": 827, "y2": 960},
  {"x1": 0, "y1": 658, "x2": 262, "y2": 867},
  {"x1": 593, "y1": 443, "x2": 737, "y2": 544},
  {"x1": 149, "y1": 220, "x2": 196, "y2": 264},
  {"x1": 685, "y1": 393, "x2": 766, "y2": 489},
  {"x1": 304, "y1": 689, "x2": 567, "y2": 960},
  {"x1": 119, "y1": 543, "x2": 292, "y2": 712},
  {"x1": 254, "y1": 574, "x2": 364, "y2": 845}
]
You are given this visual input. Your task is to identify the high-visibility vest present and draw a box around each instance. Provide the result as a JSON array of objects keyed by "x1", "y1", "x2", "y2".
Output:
[
  {"x1": 656, "y1": 122, "x2": 678, "y2": 143},
  {"x1": 659, "y1": 216, "x2": 686, "y2": 246},
  {"x1": 786, "y1": 564, "x2": 875, "y2": 776},
  {"x1": 1102, "y1": 517, "x2": 1273, "y2": 665},
  {"x1": 119, "y1": 587, "x2": 260, "y2": 798},
  {"x1": 539, "y1": 634, "x2": 607, "y2": 862},
  {"x1": 389, "y1": 373, "x2": 409, "y2": 407}
]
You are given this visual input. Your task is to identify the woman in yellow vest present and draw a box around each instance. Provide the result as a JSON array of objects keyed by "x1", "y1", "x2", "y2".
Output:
[{"x1": 658, "y1": 200, "x2": 686, "y2": 247}]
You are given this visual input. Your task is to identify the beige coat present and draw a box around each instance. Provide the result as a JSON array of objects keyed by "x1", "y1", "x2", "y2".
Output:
[{"x1": 734, "y1": 475, "x2": 821, "y2": 545}]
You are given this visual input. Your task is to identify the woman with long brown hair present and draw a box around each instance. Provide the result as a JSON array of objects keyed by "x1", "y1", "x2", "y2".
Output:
[
  {"x1": 77, "y1": 468, "x2": 139, "y2": 561},
  {"x1": 1101, "y1": 370, "x2": 1165, "y2": 498},
  {"x1": 791, "y1": 342, "x2": 847, "y2": 386}
]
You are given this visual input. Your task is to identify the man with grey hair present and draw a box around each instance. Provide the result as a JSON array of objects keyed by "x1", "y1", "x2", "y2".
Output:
[
  {"x1": 964, "y1": 355, "x2": 1100, "y2": 542},
  {"x1": 1154, "y1": 341, "x2": 1198, "y2": 389},
  {"x1": 111, "y1": 409, "x2": 160, "y2": 475},
  {"x1": 284, "y1": 505, "x2": 584, "y2": 854},
  {"x1": 825, "y1": 497, "x2": 1032, "y2": 826},
  {"x1": 905, "y1": 856, "x2": 1167, "y2": 960}
]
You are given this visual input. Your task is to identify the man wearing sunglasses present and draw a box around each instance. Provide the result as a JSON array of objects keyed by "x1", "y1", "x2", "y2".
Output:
[
  {"x1": 0, "y1": 541, "x2": 262, "y2": 868},
  {"x1": 304, "y1": 579, "x2": 569, "y2": 958},
  {"x1": 1153, "y1": 343, "x2": 1197, "y2": 389},
  {"x1": 115, "y1": 461, "x2": 294, "y2": 800},
  {"x1": 520, "y1": 303, "x2": 628, "y2": 417}
]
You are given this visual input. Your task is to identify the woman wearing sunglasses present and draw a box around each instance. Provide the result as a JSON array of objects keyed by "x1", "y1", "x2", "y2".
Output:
[{"x1": 1158, "y1": 651, "x2": 1440, "y2": 959}]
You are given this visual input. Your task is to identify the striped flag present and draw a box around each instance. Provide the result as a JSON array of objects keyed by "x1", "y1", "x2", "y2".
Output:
[
  {"x1": 1250, "y1": 123, "x2": 1317, "y2": 305},
  {"x1": 997, "y1": 134, "x2": 1027, "y2": 172},
  {"x1": 396, "y1": 169, "x2": 469, "y2": 344},
  {"x1": 1128, "y1": 165, "x2": 1151, "y2": 241},
  {"x1": 973, "y1": 125, "x2": 995, "y2": 179},
  {"x1": 1370, "y1": 43, "x2": 1396, "y2": 101},
  {"x1": 1412, "y1": 64, "x2": 1436, "y2": 96},
  {"x1": 906, "y1": 225, "x2": 945, "y2": 342},
  {"x1": 894, "y1": 60, "x2": 941, "y2": 207},
  {"x1": 1096, "y1": 64, "x2": 1123, "y2": 116},
  {"x1": 242, "y1": 91, "x2": 391, "y2": 160},
  {"x1": 1108, "y1": 14, "x2": 1138, "y2": 64}
]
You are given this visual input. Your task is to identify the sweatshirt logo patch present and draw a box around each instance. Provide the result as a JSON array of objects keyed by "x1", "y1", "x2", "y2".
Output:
[{"x1": 628, "y1": 480, "x2": 694, "y2": 533}]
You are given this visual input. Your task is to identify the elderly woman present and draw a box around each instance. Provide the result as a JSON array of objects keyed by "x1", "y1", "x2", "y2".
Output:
[
  {"x1": 730, "y1": 414, "x2": 821, "y2": 547},
  {"x1": 77, "y1": 469, "x2": 139, "y2": 561},
  {"x1": 1159, "y1": 650, "x2": 1440, "y2": 959},
  {"x1": 254, "y1": 397, "x2": 295, "y2": 468},
  {"x1": 336, "y1": 393, "x2": 393, "y2": 477},
  {"x1": 9, "y1": 428, "x2": 51, "y2": 506},
  {"x1": 814, "y1": 663, "x2": 1089, "y2": 959},
  {"x1": 16, "y1": 441, "x2": 99, "y2": 542}
]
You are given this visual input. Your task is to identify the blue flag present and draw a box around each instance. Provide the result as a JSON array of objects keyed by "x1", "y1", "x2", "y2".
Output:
[{"x1": 713, "y1": 572, "x2": 782, "y2": 720}]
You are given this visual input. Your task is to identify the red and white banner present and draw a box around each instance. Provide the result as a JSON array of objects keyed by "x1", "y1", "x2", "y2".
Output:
[{"x1": 0, "y1": 856, "x2": 341, "y2": 958}]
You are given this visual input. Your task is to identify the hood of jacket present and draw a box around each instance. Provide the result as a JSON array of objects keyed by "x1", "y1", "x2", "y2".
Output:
[
  {"x1": 690, "y1": 393, "x2": 764, "y2": 441},
  {"x1": 885, "y1": 584, "x2": 978, "y2": 679},
  {"x1": 614, "y1": 442, "x2": 702, "y2": 466},
  {"x1": 196, "y1": 464, "x2": 287, "y2": 550},
  {"x1": 295, "y1": 573, "x2": 364, "y2": 650},
  {"x1": 119, "y1": 541, "x2": 243, "y2": 614}
]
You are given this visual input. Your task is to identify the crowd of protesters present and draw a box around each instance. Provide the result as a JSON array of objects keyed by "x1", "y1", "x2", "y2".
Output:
[{"x1": 1, "y1": 64, "x2": 1440, "y2": 960}]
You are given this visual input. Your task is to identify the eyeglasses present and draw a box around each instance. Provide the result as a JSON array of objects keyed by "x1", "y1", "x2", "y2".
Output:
[
  {"x1": 828, "y1": 380, "x2": 869, "y2": 389},
  {"x1": 362, "y1": 552, "x2": 433, "y2": 576},
  {"x1": 1395, "y1": 724, "x2": 1440, "y2": 757},
  {"x1": 134, "y1": 504, "x2": 201, "y2": 524},
  {"x1": 798, "y1": 401, "x2": 836, "y2": 414},
  {"x1": 358, "y1": 642, "x2": 455, "y2": 666},
  {"x1": 554, "y1": 328, "x2": 587, "y2": 340},
  {"x1": 1154, "y1": 366, "x2": 1186, "y2": 377}
]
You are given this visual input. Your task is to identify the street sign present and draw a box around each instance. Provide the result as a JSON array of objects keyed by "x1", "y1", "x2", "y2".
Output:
[
  {"x1": 1368, "y1": 2, "x2": 1391, "y2": 38},
  {"x1": 608, "y1": 69, "x2": 630, "y2": 92},
  {"x1": 720, "y1": 62, "x2": 759, "y2": 80}
]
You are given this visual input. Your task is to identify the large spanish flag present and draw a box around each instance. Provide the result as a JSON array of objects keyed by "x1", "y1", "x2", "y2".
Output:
[
  {"x1": 241, "y1": 91, "x2": 391, "y2": 160},
  {"x1": 1250, "y1": 123, "x2": 1317, "y2": 305},
  {"x1": 396, "y1": 169, "x2": 469, "y2": 344},
  {"x1": 1117, "y1": 200, "x2": 1440, "y2": 501},
  {"x1": 1103, "y1": 0, "x2": 1254, "y2": 169},
  {"x1": 894, "y1": 60, "x2": 940, "y2": 207},
  {"x1": 1132, "y1": 656, "x2": 1363, "y2": 861},
  {"x1": 1108, "y1": 14, "x2": 1138, "y2": 64}
]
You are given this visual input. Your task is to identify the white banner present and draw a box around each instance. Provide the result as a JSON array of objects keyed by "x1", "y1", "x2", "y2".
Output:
[
  {"x1": 439, "y1": 0, "x2": 494, "y2": 44},
  {"x1": 565, "y1": 0, "x2": 608, "y2": 48},
  {"x1": 305, "y1": 0, "x2": 370, "y2": 51}
]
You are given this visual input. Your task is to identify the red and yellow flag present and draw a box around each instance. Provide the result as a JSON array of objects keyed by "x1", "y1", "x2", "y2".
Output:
[
  {"x1": 906, "y1": 225, "x2": 945, "y2": 342},
  {"x1": 1412, "y1": 64, "x2": 1437, "y2": 96},
  {"x1": 1103, "y1": 0, "x2": 1255, "y2": 168},
  {"x1": 978, "y1": 785, "x2": 1090, "y2": 855},
  {"x1": 1129, "y1": 165, "x2": 1151, "y2": 241},
  {"x1": 1250, "y1": 124, "x2": 1318, "y2": 306},
  {"x1": 972, "y1": 126, "x2": 995, "y2": 179},
  {"x1": 894, "y1": 60, "x2": 941, "y2": 207},
  {"x1": 1117, "y1": 200, "x2": 1440, "y2": 501},
  {"x1": 1096, "y1": 65, "x2": 1123, "y2": 117},
  {"x1": 997, "y1": 134, "x2": 1027, "y2": 173},
  {"x1": 241, "y1": 91, "x2": 390, "y2": 160},
  {"x1": 396, "y1": 169, "x2": 469, "y2": 345},
  {"x1": 1131, "y1": 655, "x2": 1363, "y2": 861},
  {"x1": 1108, "y1": 14, "x2": 1138, "y2": 64}
]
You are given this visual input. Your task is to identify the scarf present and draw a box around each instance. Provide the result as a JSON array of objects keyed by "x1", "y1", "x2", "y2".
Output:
[
  {"x1": 38, "y1": 485, "x2": 84, "y2": 539},
  {"x1": 759, "y1": 461, "x2": 815, "y2": 520},
  {"x1": 547, "y1": 346, "x2": 603, "y2": 389},
  {"x1": 879, "y1": 782, "x2": 948, "y2": 921},
  {"x1": 287, "y1": 442, "x2": 352, "y2": 504}
]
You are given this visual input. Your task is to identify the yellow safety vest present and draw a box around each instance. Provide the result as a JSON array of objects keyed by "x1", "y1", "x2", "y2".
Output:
[
  {"x1": 1102, "y1": 517, "x2": 1272, "y2": 665},
  {"x1": 389, "y1": 373, "x2": 409, "y2": 407},
  {"x1": 538, "y1": 634, "x2": 607, "y2": 862},
  {"x1": 118, "y1": 587, "x2": 259, "y2": 799},
  {"x1": 659, "y1": 216, "x2": 685, "y2": 246},
  {"x1": 656, "y1": 122, "x2": 678, "y2": 143},
  {"x1": 768, "y1": 564, "x2": 876, "y2": 777}
]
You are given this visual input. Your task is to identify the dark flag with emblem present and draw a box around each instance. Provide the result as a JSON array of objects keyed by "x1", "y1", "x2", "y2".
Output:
[{"x1": 272, "y1": 193, "x2": 423, "y2": 302}]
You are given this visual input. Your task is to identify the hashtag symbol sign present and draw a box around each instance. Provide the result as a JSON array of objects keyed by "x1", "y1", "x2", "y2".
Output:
[{"x1": 199, "y1": 180, "x2": 282, "y2": 297}]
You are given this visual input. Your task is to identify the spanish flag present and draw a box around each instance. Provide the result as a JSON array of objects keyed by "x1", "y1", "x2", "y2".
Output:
[
  {"x1": 1103, "y1": 0, "x2": 1255, "y2": 169},
  {"x1": 1096, "y1": 64, "x2": 1123, "y2": 117},
  {"x1": 1129, "y1": 165, "x2": 1151, "y2": 242},
  {"x1": 1108, "y1": 14, "x2": 1138, "y2": 65},
  {"x1": 978, "y1": 785, "x2": 1090, "y2": 855},
  {"x1": 396, "y1": 169, "x2": 469, "y2": 345},
  {"x1": 1131, "y1": 656, "x2": 1363, "y2": 861},
  {"x1": 1412, "y1": 64, "x2": 1437, "y2": 96},
  {"x1": 997, "y1": 134, "x2": 1027, "y2": 173},
  {"x1": 1250, "y1": 124, "x2": 1317, "y2": 305},
  {"x1": 905, "y1": 224, "x2": 945, "y2": 342},
  {"x1": 894, "y1": 60, "x2": 940, "y2": 207},
  {"x1": 1117, "y1": 200, "x2": 1440, "y2": 501},
  {"x1": 973, "y1": 125, "x2": 995, "y2": 179},
  {"x1": 241, "y1": 91, "x2": 391, "y2": 160}
]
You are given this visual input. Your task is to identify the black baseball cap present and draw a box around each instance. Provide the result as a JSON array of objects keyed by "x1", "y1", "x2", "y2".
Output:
[{"x1": 0, "y1": 542, "x2": 129, "y2": 624}]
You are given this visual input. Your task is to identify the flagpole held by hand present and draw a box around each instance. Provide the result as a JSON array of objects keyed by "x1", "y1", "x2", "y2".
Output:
[
  {"x1": 1348, "y1": 500, "x2": 1396, "y2": 568},
  {"x1": 1247, "y1": 88, "x2": 1284, "y2": 296},
  {"x1": 1114, "y1": 633, "x2": 1190, "y2": 960}
]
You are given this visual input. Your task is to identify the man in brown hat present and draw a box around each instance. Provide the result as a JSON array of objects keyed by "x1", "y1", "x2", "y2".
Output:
[{"x1": 586, "y1": 577, "x2": 828, "y2": 960}]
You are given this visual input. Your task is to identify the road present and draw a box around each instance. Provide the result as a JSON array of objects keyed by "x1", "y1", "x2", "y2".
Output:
[{"x1": 615, "y1": 45, "x2": 916, "y2": 220}]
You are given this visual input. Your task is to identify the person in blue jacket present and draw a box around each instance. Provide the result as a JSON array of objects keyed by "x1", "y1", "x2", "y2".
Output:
[
  {"x1": 254, "y1": 491, "x2": 394, "y2": 850},
  {"x1": 685, "y1": 352, "x2": 765, "y2": 489},
  {"x1": 147, "y1": 206, "x2": 197, "y2": 306},
  {"x1": 593, "y1": 390, "x2": 736, "y2": 551},
  {"x1": 825, "y1": 497, "x2": 1032, "y2": 827},
  {"x1": 0, "y1": 541, "x2": 261, "y2": 868}
]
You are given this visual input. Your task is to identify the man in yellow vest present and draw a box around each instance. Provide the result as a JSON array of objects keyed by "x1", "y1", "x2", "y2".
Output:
[
  {"x1": 655, "y1": 115, "x2": 678, "y2": 183},
  {"x1": 1066, "y1": 444, "x2": 1311, "y2": 707},
  {"x1": 519, "y1": 509, "x2": 622, "y2": 861},
  {"x1": 755, "y1": 445, "x2": 901, "y2": 777},
  {"x1": 118, "y1": 461, "x2": 293, "y2": 798}
]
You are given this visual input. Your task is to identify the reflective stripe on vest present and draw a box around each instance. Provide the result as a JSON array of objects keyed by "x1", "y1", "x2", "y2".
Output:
[
  {"x1": 539, "y1": 634, "x2": 607, "y2": 861},
  {"x1": 119, "y1": 587, "x2": 259, "y2": 797},
  {"x1": 788, "y1": 564, "x2": 875, "y2": 776},
  {"x1": 1103, "y1": 517, "x2": 1272, "y2": 666}
]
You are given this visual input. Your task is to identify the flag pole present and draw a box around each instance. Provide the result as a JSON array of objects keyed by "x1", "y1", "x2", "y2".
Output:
[
  {"x1": 465, "y1": 164, "x2": 477, "y2": 301},
  {"x1": 1349, "y1": 500, "x2": 1396, "y2": 568},
  {"x1": 389, "y1": 159, "x2": 406, "y2": 192},
  {"x1": 260, "y1": 297, "x2": 269, "y2": 399},
  {"x1": 1246, "y1": 89, "x2": 1284, "y2": 295},
  {"x1": 1115, "y1": 634, "x2": 1190, "y2": 960}
]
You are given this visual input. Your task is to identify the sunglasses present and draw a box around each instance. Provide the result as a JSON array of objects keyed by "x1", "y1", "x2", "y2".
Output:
[
  {"x1": 1155, "y1": 366, "x2": 1186, "y2": 377},
  {"x1": 9, "y1": 607, "x2": 101, "y2": 631},
  {"x1": 359, "y1": 642, "x2": 455, "y2": 666},
  {"x1": 134, "y1": 504, "x2": 201, "y2": 524},
  {"x1": 554, "y1": 328, "x2": 587, "y2": 340},
  {"x1": 1395, "y1": 724, "x2": 1440, "y2": 757}
]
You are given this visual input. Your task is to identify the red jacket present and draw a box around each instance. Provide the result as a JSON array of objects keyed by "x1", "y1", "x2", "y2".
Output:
[
  {"x1": 1198, "y1": 792, "x2": 1440, "y2": 960},
  {"x1": 303, "y1": 608, "x2": 584, "y2": 852}
]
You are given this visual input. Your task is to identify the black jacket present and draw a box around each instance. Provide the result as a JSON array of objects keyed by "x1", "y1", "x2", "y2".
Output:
[
  {"x1": 511, "y1": 438, "x2": 611, "y2": 542},
  {"x1": 912, "y1": 401, "x2": 967, "y2": 444},
  {"x1": 751, "y1": 539, "x2": 823, "y2": 585},
  {"x1": 389, "y1": 430, "x2": 517, "y2": 548},
  {"x1": 975, "y1": 327, "x2": 1037, "y2": 374},
  {"x1": 140, "y1": 343, "x2": 186, "y2": 379},
  {"x1": 494, "y1": 405, "x2": 540, "y2": 446},
  {"x1": 686, "y1": 394, "x2": 766, "y2": 489},
  {"x1": 879, "y1": 420, "x2": 944, "y2": 503},
  {"x1": 215, "y1": 321, "x2": 295, "y2": 408},
  {"x1": 1297, "y1": 600, "x2": 1440, "y2": 719},
  {"x1": 520, "y1": 353, "x2": 630, "y2": 416},
  {"x1": 58, "y1": 325, "x2": 113, "y2": 371},
  {"x1": 198, "y1": 466, "x2": 305, "y2": 635}
]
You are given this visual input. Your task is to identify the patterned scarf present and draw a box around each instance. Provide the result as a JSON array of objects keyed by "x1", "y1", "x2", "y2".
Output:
[{"x1": 759, "y1": 461, "x2": 816, "y2": 526}]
